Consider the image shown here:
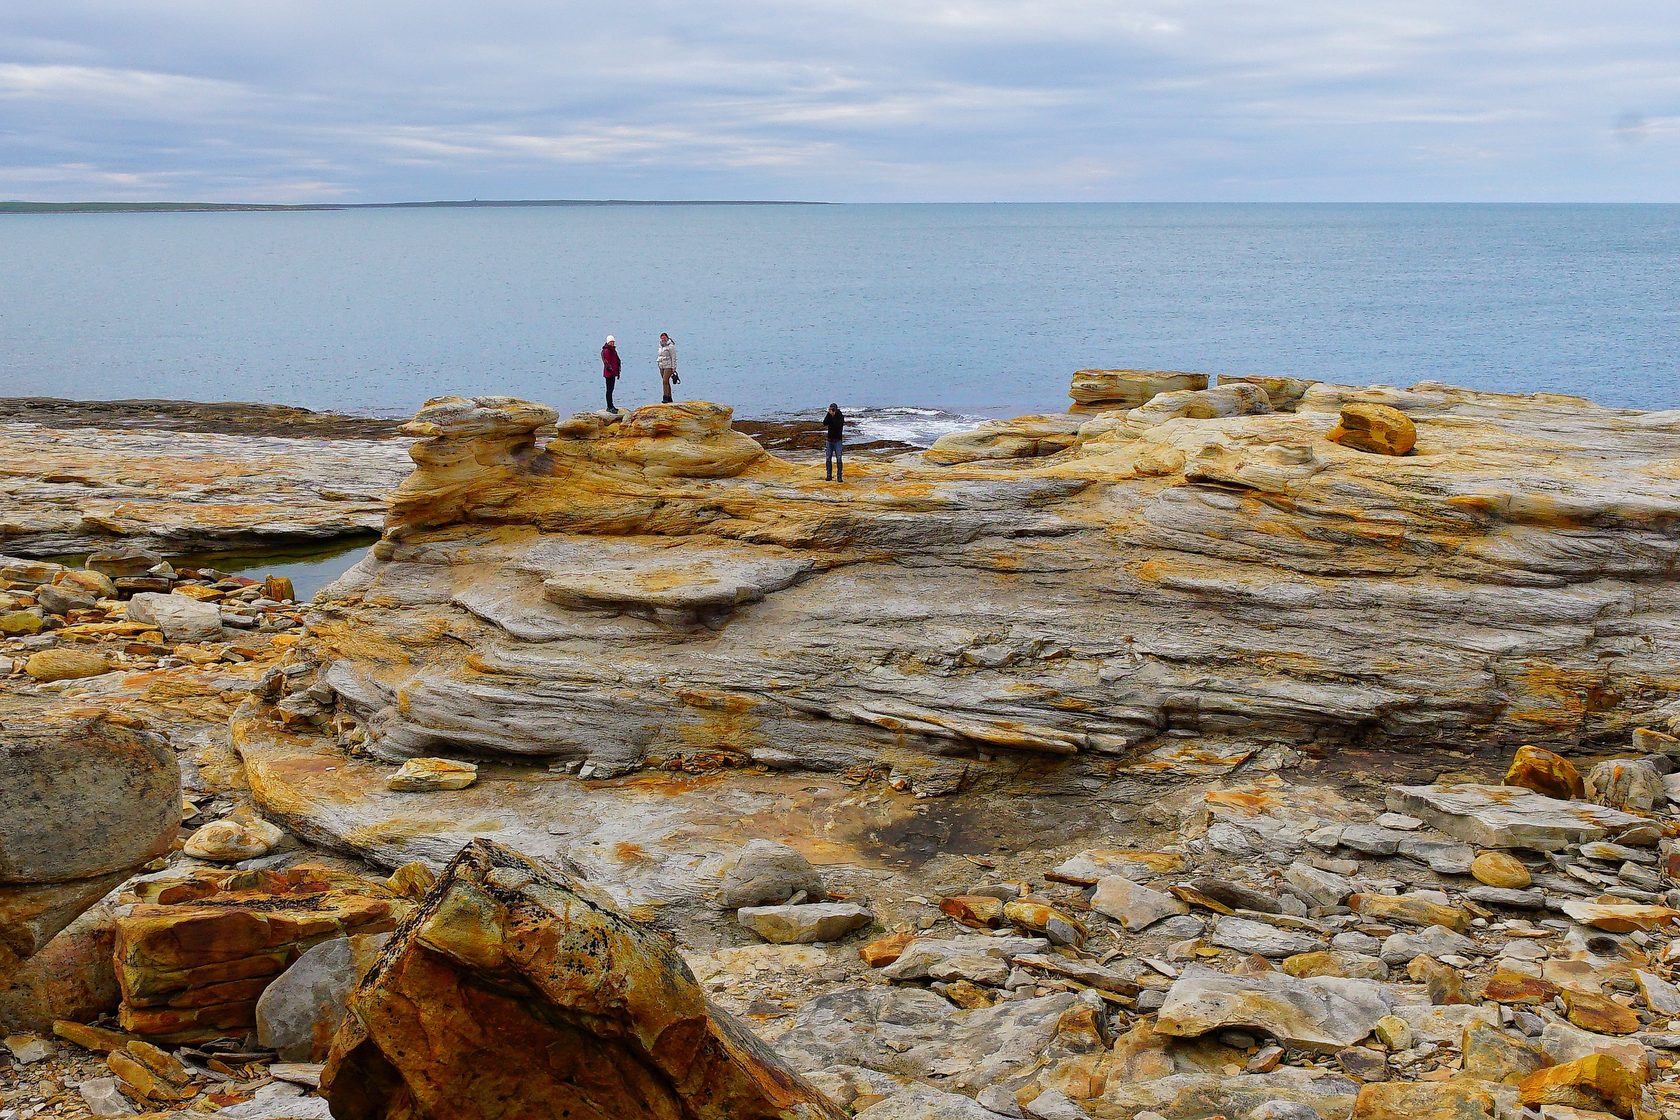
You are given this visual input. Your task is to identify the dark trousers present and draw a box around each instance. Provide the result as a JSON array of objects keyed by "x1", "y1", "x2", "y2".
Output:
[
  {"x1": 825, "y1": 438, "x2": 843, "y2": 480},
  {"x1": 605, "y1": 376, "x2": 617, "y2": 411}
]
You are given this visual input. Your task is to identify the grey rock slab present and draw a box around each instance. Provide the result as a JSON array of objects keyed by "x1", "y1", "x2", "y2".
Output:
[
  {"x1": 1379, "y1": 926, "x2": 1476, "y2": 965},
  {"x1": 927, "y1": 952, "x2": 1011, "y2": 987},
  {"x1": 884, "y1": 935, "x2": 1051, "y2": 982},
  {"x1": 1154, "y1": 966, "x2": 1393, "y2": 1052},
  {"x1": 1210, "y1": 916, "x2": 1321, "y2": 958},
  {"x1": 773, "y1": 987, "x2": 1083, "y2": 1095},
  {"x1": 1049, "y1": 849, "x2": 1170, "y2": 884},
  {"x1": 1337, "y1": 824, "x2": 1407, "y2": 856},
  {"x1": 853, "y1": 1085, "x2": 1002, "y2": 1120},
  {"x1": 256, "y1": 933, "x2": 389, "y2": 1062},
  {"x1": 213, "y1": 1081, "x2": 334, "y2": 1120},
  {"x1": 1090, "y1": 876, "x2": 1188, "y2": 930},
  {"x1": 1396, "y1": 836, "x2": 1476, "y2": 875},
  {"x1": 125, "y1": 591, "x2": 223, "y2": 642},
  {"x1": 1392, "y1": 784, "x2": 1643, "y2": 851},
  {"x1": 721, "y1": 839, "x2": 825, "y2": 908},
  {"x1": 737, "y1": 902, "x2": 872, "y2": 944},
  {"x1": 1285, "y1": 862, "x2": 1353, "y2": 908},
  {"x1": 1022, "y1": 1087, "x2": 1091, "y2": 1120},
  {"x1": 1464, "y1": 886, "x2": 1547, "y2": 909},
  {"x1": 78, "y1": 1078, "x2": 137, "y2": 1117}
]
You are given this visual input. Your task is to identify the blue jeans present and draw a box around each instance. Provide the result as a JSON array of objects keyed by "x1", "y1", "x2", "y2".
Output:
[{"x1": 825, "y1": 438, "x2": 843, "y2": 480}]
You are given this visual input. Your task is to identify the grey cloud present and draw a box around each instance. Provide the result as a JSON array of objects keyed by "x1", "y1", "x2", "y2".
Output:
[{"x1": 0, "y1": 1, "x2": 1677, "y2": 201}]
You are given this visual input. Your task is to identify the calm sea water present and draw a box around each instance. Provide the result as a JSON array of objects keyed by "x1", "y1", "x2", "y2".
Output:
[{"x1": 1, "y1": 204, "x2": 1676, "y2": 434}]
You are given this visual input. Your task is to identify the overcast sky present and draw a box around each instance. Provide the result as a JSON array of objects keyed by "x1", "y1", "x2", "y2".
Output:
[{"x1": 2, "y1": 1, "x2": 1678, "y2": 203}]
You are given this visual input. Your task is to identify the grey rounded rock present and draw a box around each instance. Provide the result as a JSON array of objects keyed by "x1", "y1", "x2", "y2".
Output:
[{"x1": 720, "y1": 840, "x2": 823, "y2": 908}]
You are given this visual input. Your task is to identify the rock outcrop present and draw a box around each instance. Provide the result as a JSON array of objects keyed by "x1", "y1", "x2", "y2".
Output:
[
  {"x1": 1, "y1": 712, "x2": 179, "y2": 970},
  {"x1": 0, "y1": 419, "x2": 411, "y2": 555},
  {"x1": 320, "y1": 838, "x2": 846, "y2": 1120},
  {"x1": 267, "y1": 381, "x2": 1680, "y2": 785}
]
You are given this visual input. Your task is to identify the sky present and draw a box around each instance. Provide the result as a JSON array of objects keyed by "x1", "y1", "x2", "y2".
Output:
[{"x1": 2, "y1": 1, "x2": 1678, "y2": 203}]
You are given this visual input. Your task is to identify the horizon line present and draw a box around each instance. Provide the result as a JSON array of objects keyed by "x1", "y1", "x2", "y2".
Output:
[{"x1": 4, "y1": 198, "x2": 1679, "y2": 213}]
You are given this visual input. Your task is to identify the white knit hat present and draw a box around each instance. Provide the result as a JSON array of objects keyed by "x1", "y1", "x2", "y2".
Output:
[{"x1": 605, "y1": 335, "x2": 615, "y2": 344}]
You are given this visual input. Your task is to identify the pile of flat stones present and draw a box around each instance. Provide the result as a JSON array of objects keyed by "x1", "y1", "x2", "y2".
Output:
[{"x1": 0, "y1": 545, "x2": 302, "y2": 682}]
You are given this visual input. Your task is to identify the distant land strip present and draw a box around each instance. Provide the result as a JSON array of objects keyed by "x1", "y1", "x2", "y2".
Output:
[{"x1": 0, "y1": 199, "x2": 827, "y2": 214}]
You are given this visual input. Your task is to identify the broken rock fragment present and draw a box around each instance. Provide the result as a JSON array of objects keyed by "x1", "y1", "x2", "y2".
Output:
[
  {"x1": 322, "y1": 838, "x2": 846, "y2": 1120},
  {"x1": 1154, "y1": 966, "x2": 1393, "y2": 1052}
]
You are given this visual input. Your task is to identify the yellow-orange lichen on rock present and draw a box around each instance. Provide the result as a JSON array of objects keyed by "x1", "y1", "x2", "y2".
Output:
[
  {"x1": 1518, "y1": 1053, "x2": 1641, "y2": 1117},
  {"x1": 1328, "y1": 401, "x2": 1417, "y2": 455},
  {"x1": 322, "y1": 839, "x2": 846, "y2": 1120},
  {"x1": 1504, "y1": 744, "x2": 1584, "y2": 800}
]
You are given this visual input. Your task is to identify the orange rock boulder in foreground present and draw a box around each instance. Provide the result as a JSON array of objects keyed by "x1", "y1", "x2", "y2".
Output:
[{"x1": 322, "y1": 839, "x2": 846, "y2": 1120}]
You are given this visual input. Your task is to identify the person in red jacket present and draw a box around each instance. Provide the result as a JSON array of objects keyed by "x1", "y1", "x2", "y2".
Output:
[{"x1": 601, "y1": 335, "x2": 622, "y2": 412}]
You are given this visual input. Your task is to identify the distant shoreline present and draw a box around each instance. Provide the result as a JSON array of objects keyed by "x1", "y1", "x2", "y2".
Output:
[{"x1": 0, "y1": 199, "x2": 828, "y2": 215}]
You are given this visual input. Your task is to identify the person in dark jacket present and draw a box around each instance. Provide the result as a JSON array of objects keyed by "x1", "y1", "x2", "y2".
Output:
[
  {"x1": 602, "y1": 335, "x2": 622, "y2": 411},
  {"x1": 823, "y1": 403, "x2": 845, "y2": 482}
]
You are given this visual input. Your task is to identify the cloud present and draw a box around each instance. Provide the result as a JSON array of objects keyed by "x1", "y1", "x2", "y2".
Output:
[
  {"x1": 0, "y1": 62, "x2": 247, "y2": 111},
  {"x1": 0, "y1": 1, "x2": 1677, "y2": 201}
]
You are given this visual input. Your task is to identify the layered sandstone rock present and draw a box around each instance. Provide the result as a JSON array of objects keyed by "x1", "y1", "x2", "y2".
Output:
[
  {"x1": 114, "y1": 864, "x2": 398, "y2": 1041},
  {"x1": 0, "y1": 420, "x2": 411, "y2": 555},
  {"x1": 1069, "y1": 369, "x2": 1209, "y2": 411},
  {"x1": 1, "y1": 712, "x2": 179, "y2": 970},
  {"x1": 320, "y1": 839, "x2": 846, "y2": 1120},
  {"x1": 269, "y1": 382, "x2": 1680, "y2": 792}
]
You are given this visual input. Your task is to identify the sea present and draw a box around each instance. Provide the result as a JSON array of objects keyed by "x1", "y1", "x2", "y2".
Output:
[{"x1": 1, "y1": 203, "x2": 1677, "y2": 447}]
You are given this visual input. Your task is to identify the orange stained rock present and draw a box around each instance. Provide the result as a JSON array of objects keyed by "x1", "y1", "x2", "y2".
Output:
[
  {"x1": 858, "y1": 931, "x2": 915, "y2": 967},
  {"x1": 1519, "y1": 1054, "x2": 1641, "y2": 1117},
  {"x1": 1503, "y1": 744, "x2": 1585, "y2": 800},
  {"x1": 114, "y1": 865, "x2": 398, "y2": 1042},
  {"x1": 1561, "y1": 989, "x2": 1642, "y2": 1035},
  {"x1": 939, "y1": 895, "x2": 1005, "y2": 929},
  {"x1": 1352, "y1": 893, "x2": 1472, "y2": 933},
  {"x1": 1560, "y1": 901, "x2": 1680, "y2": 934},
  {"x1": 321, "y1": 839, "x2": 846, "y2": 1120},
  {"x1": 1327, "y1": 402, "x2": 1417, "y2": 457},
  {"x1": 1478, "y1": 971, "x2": 1560, "y2": 1006},
  {"x1": 1352, "y1": 1078, "x2": 1497, "y2": 1120}
]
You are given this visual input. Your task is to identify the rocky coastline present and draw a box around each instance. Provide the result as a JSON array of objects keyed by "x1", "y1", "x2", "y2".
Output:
[{"x1": 3, "y1": 370, "x2": 1680, "y2": 1120}]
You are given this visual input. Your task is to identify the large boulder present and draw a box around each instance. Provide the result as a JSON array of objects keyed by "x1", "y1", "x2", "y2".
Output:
[
  {"x1": 1, "y1": 713, "x2": 179, "y2": 970},
  {"x1": 924, "y1": 415, "x2": 1085, "y2": 464},
  {"x1": 1584, "y1": 758, "x2": 1665, "y2": 812},
  {"x1": 321, "y1": 839, "x2": 846, "y2": 1120},
  {"x1": 1503, "y1": 745, "x2": 1583, "y2": 800},
  {"x1": 125, "y1": 591, "x2": 223, "y2": 642}
]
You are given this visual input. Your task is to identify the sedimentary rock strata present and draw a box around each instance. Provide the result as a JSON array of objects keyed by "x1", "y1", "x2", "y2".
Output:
[
  {"x1": 0, "y1": 419, "x2": 411, "y2": 554},
  {"x1": 269, "y1": 381, "x2": 1680, "y2": 794},
  {"x1": 114, "y1": 864, "x2": 398, "y2": 1042}
]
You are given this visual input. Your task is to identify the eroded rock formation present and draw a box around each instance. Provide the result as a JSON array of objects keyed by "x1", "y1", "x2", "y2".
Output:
[
  {"x1": 272, "y1": 381, "x2": 1680, "y2": 787},
  {"x1": 321, "y1": 838, "x2": 846, "y2": 1120}
]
